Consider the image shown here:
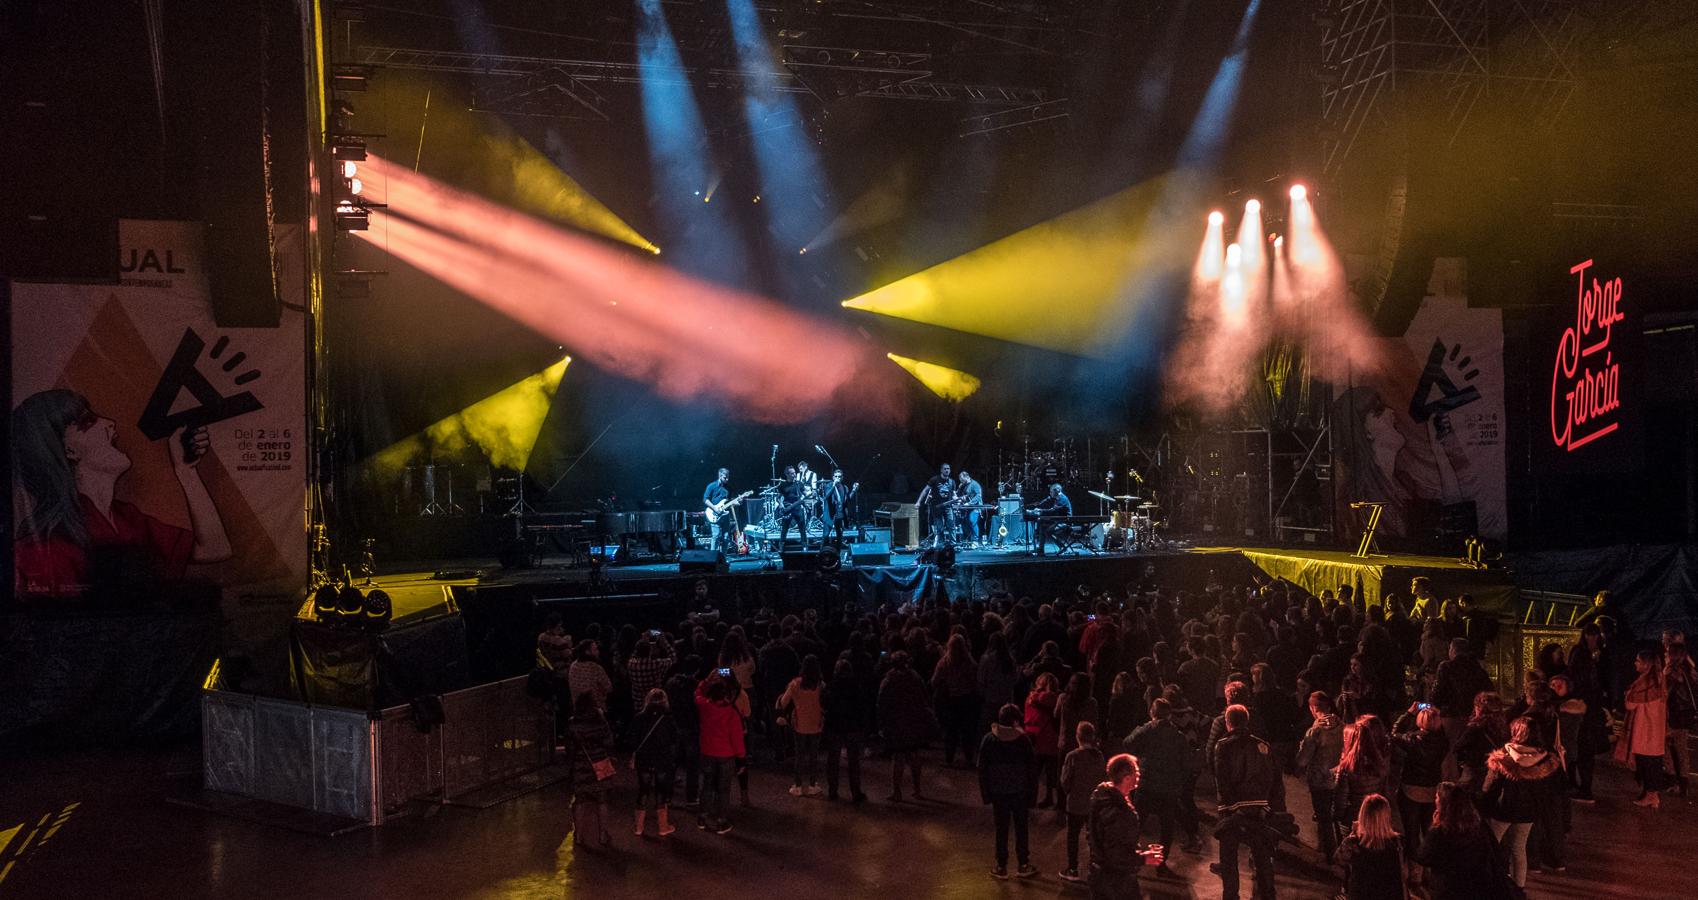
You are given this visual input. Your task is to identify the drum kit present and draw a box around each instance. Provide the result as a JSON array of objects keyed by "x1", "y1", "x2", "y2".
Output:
[{"x1": 1087, "y1": 490, "x2": 1165, "y2": 552}]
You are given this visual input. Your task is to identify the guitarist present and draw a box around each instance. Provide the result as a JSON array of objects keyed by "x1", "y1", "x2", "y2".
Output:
[
  {"x1": 703, "y1": 468, "x2": 742, "y2": 553},
  {"x1": 776, "y1": 466, "x2": 810, "y2": 549},
  {"x1": 818, "y1": 468, "x2": 860, "y2": 548}
]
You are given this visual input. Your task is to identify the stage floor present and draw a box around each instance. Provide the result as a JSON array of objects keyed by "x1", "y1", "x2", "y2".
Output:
[{"x1": 366, "y1": 542, "x2": 1520, "y2": 622}]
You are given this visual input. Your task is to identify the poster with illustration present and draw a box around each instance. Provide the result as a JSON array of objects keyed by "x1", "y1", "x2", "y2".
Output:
[
  {"x1": 9, "y1": 220, "x2": 306, "y2": 612},
  {"x1": 1332, "y1": 259, "x2": 1509, "y2": 542}
]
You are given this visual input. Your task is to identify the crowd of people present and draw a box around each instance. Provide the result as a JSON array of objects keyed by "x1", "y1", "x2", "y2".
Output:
[{"x1": 535, "y1": 576, "x2": 1689, "y2": 899}]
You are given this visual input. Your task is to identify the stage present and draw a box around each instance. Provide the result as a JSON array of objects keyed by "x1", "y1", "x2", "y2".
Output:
[
  {"x1": 366, "y1": 541, "x2": 1520, "y2": 623},
  {"x1": 290, "y1": 540, "x2": 1521, "y2": 716}
]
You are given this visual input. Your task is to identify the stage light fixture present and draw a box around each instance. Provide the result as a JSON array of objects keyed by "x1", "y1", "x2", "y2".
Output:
[
  {"x1": 332, "y1": 139, "x2": 367, "y2": 161},
  {"x1": 1290, "y1": 184, "x2": 1307, "y2": 200},
  {"x1": 1209, "y1": 211, "x2": 1225, "y2": 225},
  {"x1": 349, "y1": 178, "x2": 363, "y2": 196},
  {"x1": 331, "y1": 67, "x2": 369, "y2": 92},
  {"x1": 311, "y1": 584, "x2": 340, "y2": 621},
  {"x1": 1246, "y1": 199, "x2": 1261, "y2": 212},
  {"x1": 337, "y1": 585, "x2": 365, "y2": 617},
  {"x1": 335, "y1": 202, "x2": 369, "y2": 231},
  {"x1": 341, "y1": 160, "x2": 357, "y2": 179},
  {"x1": 363, "y1": 589, "x2": 392, "y2": 627}
]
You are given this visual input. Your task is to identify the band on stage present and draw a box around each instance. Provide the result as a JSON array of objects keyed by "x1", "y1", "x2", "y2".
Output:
[{"x1": 699, "y1": 454, "x2": 1137, "y2": 560}]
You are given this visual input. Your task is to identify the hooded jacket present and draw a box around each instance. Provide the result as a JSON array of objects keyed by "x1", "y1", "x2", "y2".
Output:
[
  {"x1": 1295, "y1": 714, "x2": 1344, "y2": 790},
  {"x1": 1123, "y1": 717, "x2": 1192, "y2": 797},
  {"x1": 978, "y1": 721, "x2": 1038, "y2": 804},
  {"x1": 1480, "y1": 742, "x2": 1560, "y2": 823}
]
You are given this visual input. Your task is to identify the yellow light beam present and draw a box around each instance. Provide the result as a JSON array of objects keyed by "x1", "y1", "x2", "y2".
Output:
[
  {"x1": 389, "y1": 76, "x2": 657, "y2": 253},
  {"x1": 841, "y1": 174, "x2": 1199, "y2": 357},
  {"x1": 887, "y1": 353, "x2": 981, "y2": 402},
  {"x1": 366, "y1": 356, "x2": 570, "y2": 475}
]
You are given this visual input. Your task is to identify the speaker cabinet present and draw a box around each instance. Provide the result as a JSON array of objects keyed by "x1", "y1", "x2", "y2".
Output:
[
  {"x1": 678, "y1": 549, "x2": 728, "y2": 575},
  {"x1": 850, "y1": 542, "x2": 890, "y2": 566}
]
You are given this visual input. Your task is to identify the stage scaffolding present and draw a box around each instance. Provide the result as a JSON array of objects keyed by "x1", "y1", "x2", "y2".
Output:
[{"x1": 1317, "y1": 0, "x2": 1585, "y2": 176}]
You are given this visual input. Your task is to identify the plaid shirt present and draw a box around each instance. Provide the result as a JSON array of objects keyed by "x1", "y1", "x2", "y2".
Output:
[{"x1": 626, "y1": 654, "x2": 675, "y2": 704}]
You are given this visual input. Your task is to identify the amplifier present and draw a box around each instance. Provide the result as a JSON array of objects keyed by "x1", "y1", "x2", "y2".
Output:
[{"x1": 859, "y1": 526, "x2": 892, "y2": 545}]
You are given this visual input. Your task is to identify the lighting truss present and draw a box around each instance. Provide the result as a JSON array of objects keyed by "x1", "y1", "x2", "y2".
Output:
[
  {"x1": 1317, "y1": 0, "x2": 1584, "y2": 175},
  {"x1": 355, "y1": 45, "x2": 1051, "y2": 107},
  {"x1": 956, "y1": 98, "x2": 1070, "y2": 137}
]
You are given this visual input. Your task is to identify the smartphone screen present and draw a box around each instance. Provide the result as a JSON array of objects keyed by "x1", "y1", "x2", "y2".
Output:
[{"x1": 717, "y1": 667, "x2": 732, "y2": 677}]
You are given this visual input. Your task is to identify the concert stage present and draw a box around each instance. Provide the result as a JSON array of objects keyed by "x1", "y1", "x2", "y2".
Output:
[
  {"x1": 292, "y1": 543, "x2": 1520, "y2": 708},
  {"x1": 368, "y1": 542, "x2": 1520, "y2": 623}
]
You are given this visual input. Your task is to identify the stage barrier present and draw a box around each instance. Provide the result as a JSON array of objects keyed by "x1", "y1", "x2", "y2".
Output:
[{"x1": 202, "y1": 674, "x2": 552, "y2": 825}]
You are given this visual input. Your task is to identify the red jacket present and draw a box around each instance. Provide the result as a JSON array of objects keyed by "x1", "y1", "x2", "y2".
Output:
[
  {"x1": 696, "y1": 682, "x2": 747, "y2": 758},
  {"x1": 1024, "y1": 689, "x2": 1061, "y2": 756}
]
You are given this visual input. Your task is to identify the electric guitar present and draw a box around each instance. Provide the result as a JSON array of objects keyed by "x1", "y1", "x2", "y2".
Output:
[{"x1": 705, "y1": 491, "x2": 753, "y2": 524}]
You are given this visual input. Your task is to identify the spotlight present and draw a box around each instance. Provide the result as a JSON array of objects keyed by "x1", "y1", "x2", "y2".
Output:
[
  {"x1": 311, "y1": 584, "x2": 340, "y2": 621},
  {"x1": 1226, "y1": 243, "x2": 1242, "y2": 264},
  {"x1": 335, "y1": 202, "x2": 370, "y2": 231},
  {"x1": 1246, "y1": 199, "x2": 1261, "y2": 212},
  {"x1": 1290, "y1": 184, "x2": 1307, "y2": 200},
  {"x1": 337, "y1": 585, "x2": 365, "y2": 617},
  {"x1": 331, "y1": 66, "x2": 370, "y2": 92},
  {"x1": 341, "y1": 160, "x2": 358, "y2": 179},
  {"x1": 349, "y1": 178, "x2": 364, "y2": 196},
  {"x1": 363, "y1": 588, "x2": 392, "y2": 628},
  {"x1": 1208, "y1": 210, "x2": 1225, "y2": 225}
]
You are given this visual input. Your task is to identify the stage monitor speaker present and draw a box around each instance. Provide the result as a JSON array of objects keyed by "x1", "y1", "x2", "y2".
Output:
[
  {"x1": 850, "y1": 542, "x2": 890, "y2": 566},
  {"x1": 782, "y1": 550, "x2": 831, "y2": 572},
  {"x1": 678, "y1": 549, "x2": 728, "y2": 575},
  {"x1": 858, "y1": 526, "x2": 892, "y2": 546}
]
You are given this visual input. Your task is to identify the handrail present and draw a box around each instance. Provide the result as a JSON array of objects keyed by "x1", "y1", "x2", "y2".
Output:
[{"x1": 1520, "y1": 589, "x2": 1591, "y2": 626}]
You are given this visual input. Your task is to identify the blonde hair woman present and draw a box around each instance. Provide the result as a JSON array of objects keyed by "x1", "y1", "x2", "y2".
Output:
[{"x1": 1336, "y1": 793, "x2": 1407, "y2": 899}]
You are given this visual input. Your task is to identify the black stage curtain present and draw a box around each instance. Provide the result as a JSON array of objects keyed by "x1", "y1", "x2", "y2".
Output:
[{"x1": 0, "y1": 612, "x2": 221, "y2": 748}]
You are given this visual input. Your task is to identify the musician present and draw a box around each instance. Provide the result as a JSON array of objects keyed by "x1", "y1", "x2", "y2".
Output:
[
  {"x1": 703, "y1": 468, "x2": 739, "y2": 553},
  {"x1": 777, "y1": 465, "x2": 810, "y2": 548},
  {"x1": 796, "y1": 459, "x2": 821, "y2": 531},
  {"x1": 818, "y1": 469, "x2": 859, "y2": 547},
  {"x1": 796, "y1": 459, "x2": 820, "y2": 494},
  {"x1": 956, "y1": 469, "x2": 984, "y2": 546},
  {"x1": 914, "y1": 462, "x2": 956, "y2": 541},
  {"x1": 1027, "y1": 483, "x2": 1073, "y2": 556}
]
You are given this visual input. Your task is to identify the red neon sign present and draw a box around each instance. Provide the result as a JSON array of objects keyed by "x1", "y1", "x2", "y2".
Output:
[{"x1": 1550, "y1": 259, "x2": 1624, "y2": 452}]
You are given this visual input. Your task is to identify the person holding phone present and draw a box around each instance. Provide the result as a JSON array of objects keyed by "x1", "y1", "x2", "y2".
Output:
[
  {"x1": 1392, "y1": 702, "x2": 1449, "y2": 872},
  {"x1": 694, "y1": 670, "x2": 747, "y2": 835}
]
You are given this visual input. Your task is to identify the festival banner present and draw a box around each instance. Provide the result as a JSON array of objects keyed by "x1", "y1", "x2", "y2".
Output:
[
  {"x1": 9, "y1": 220, "x2": 307, "y2": 618},
  {"x1": 1333, "y1": 259, "x2": 1509, "y2": 542}
]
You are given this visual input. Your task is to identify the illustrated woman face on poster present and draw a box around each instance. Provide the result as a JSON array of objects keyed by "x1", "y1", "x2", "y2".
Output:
[{"x1": 11, "y1": 389, "x2": 232, "y2": 597}]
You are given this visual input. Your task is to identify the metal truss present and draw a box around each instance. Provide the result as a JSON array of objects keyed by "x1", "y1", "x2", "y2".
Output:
[
  {"x1": 956, "y1": 98, "x2": 1069, "y2": 137},
  {"x1": 355, "y1": 45, "x2": 1051, "y2": 108},
  {"x1": 1317, "y1": 0, "x2": 1583, "y2": 175}
]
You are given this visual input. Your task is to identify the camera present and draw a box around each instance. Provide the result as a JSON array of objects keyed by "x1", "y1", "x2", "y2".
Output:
[{"x1": 717, "y1": 667, "x2": 732, "y2": 677}]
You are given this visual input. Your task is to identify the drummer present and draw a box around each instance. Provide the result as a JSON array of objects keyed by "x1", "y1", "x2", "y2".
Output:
[{"x1": 956, "y1": 469, "x2": 984, "y2": 545}]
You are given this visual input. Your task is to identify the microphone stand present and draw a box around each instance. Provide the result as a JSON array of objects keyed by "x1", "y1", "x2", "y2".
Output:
[{"x1": 853, "y1": 452, "x2": 880, "y2": 541}]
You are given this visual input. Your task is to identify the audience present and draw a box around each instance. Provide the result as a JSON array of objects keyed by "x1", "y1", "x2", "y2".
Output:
[{"x1": 531, "y1": 571, "x2": 1689, "y2": 897}]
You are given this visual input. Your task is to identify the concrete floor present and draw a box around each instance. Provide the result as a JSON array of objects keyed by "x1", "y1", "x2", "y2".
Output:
[{"x1": 1, "y1": 745, "x2": 1689, "y2": 900}]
